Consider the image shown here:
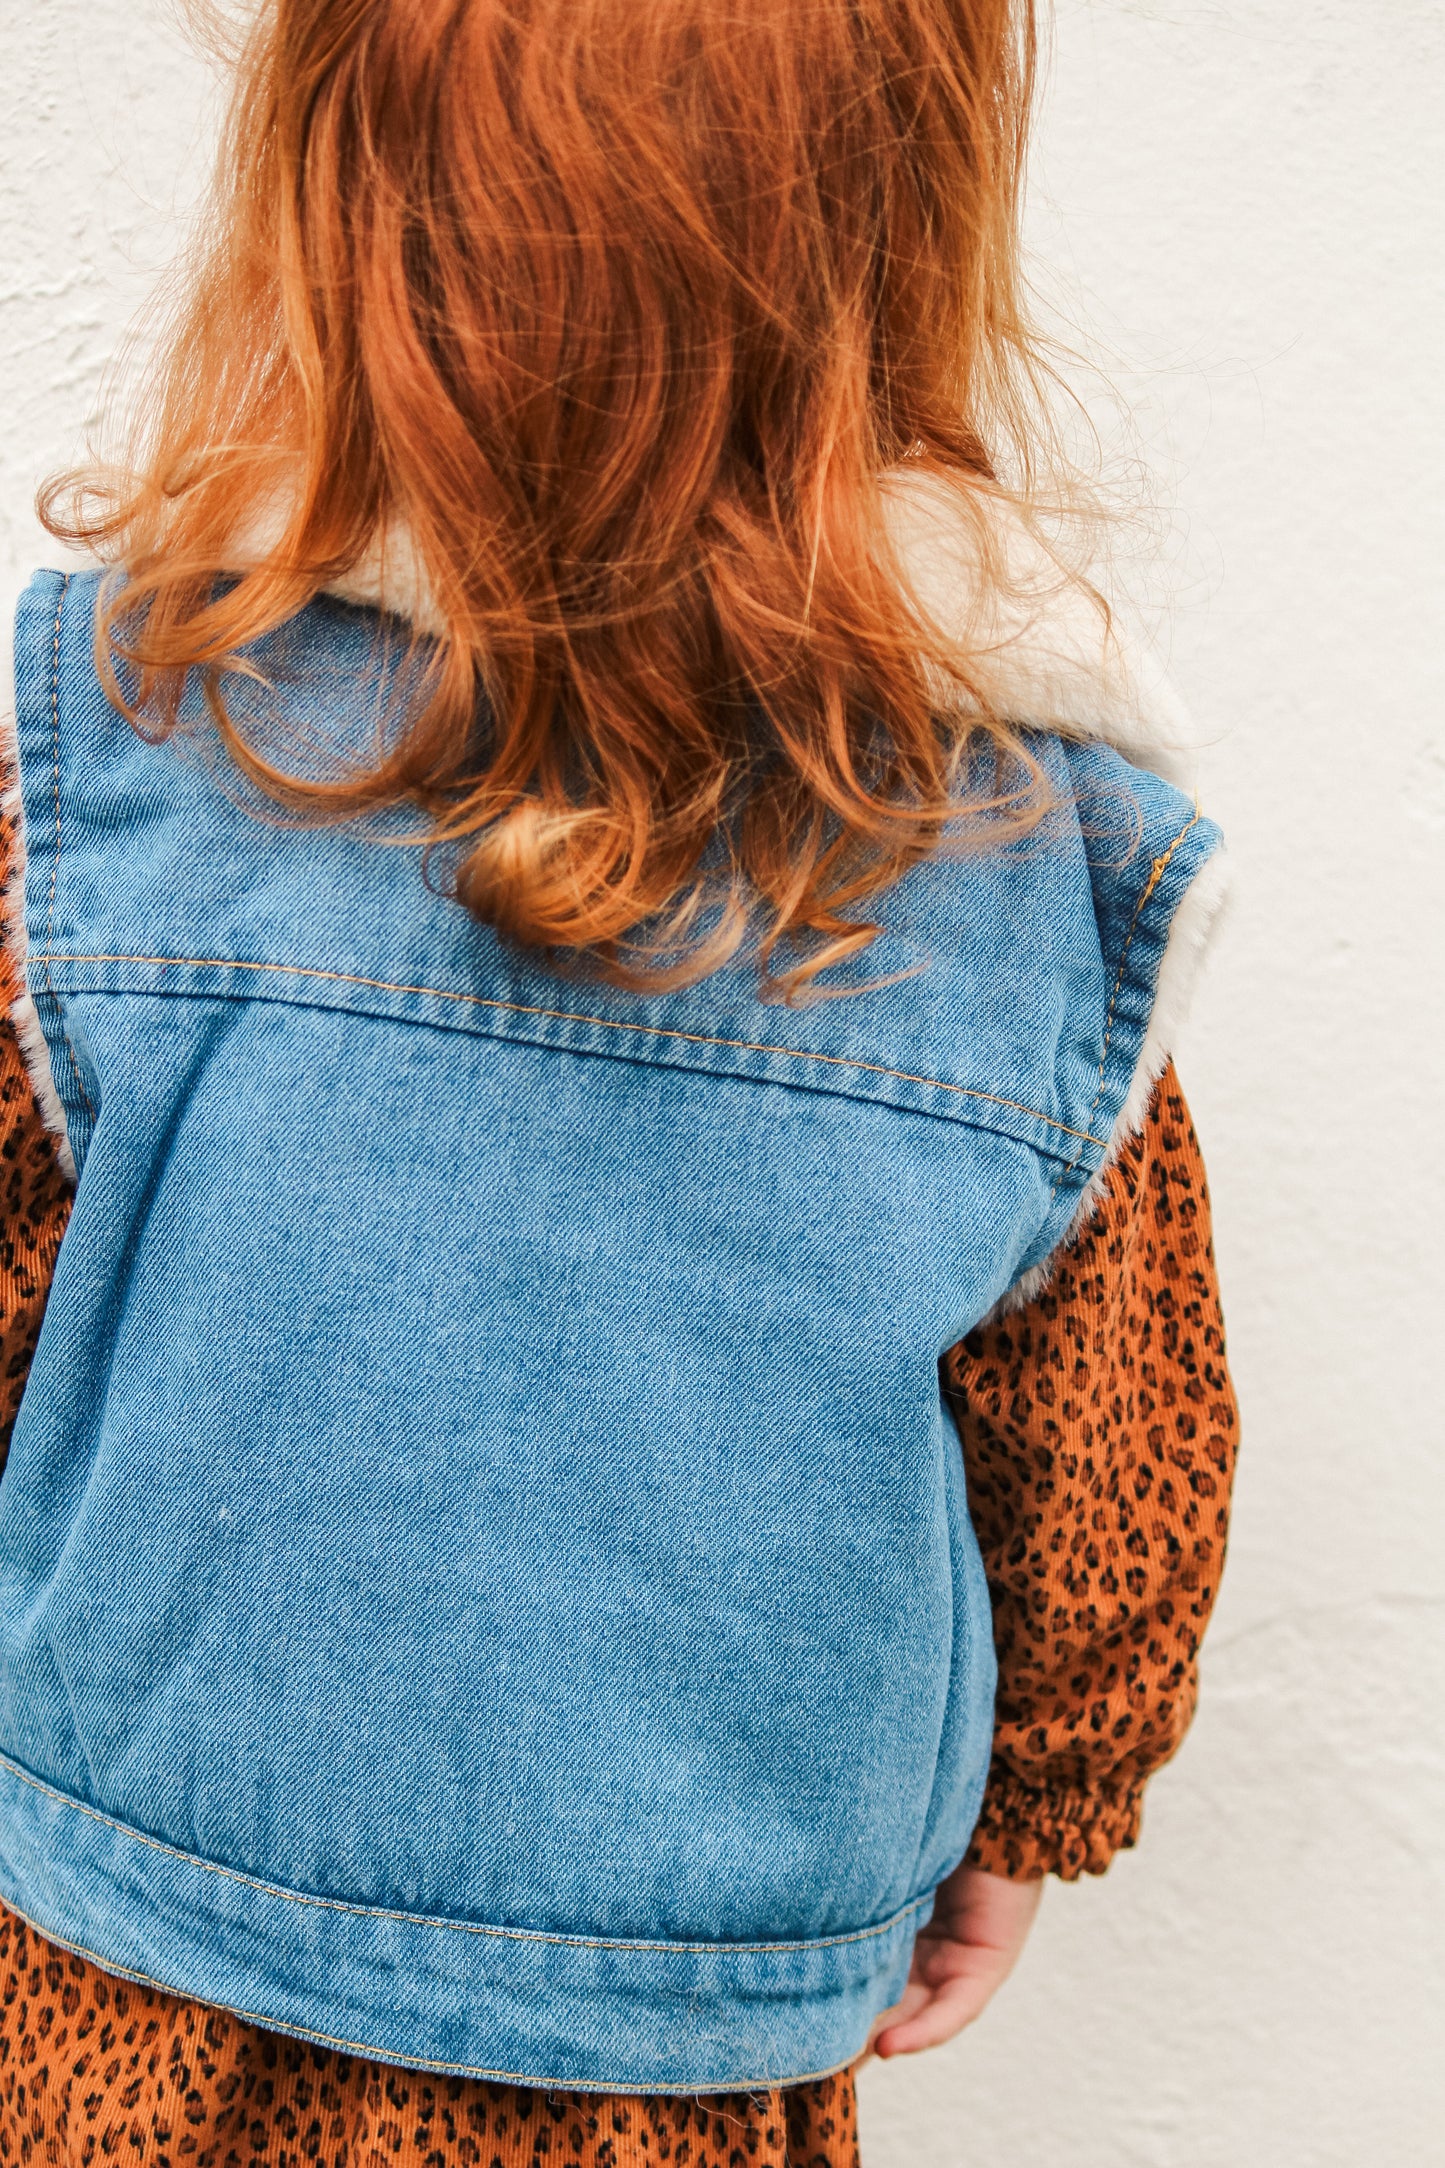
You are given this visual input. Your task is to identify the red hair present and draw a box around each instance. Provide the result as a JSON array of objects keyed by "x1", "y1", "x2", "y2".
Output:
[{"x1": 46, "y1": 0, "x2": 1069, "y2": 995}]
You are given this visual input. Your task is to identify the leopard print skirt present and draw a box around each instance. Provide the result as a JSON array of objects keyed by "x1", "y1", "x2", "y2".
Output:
[{"x1": 0, "y1": 1906, "x2": 860, "y2": 2168}]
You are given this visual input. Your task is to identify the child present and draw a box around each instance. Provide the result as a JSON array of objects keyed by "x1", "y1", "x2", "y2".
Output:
[{"x1": 0, "y1": 3, "x2": 1237, "y2": 2164}]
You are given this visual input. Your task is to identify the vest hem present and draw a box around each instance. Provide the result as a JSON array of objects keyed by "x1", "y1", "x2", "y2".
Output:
[{"x1": 0, "y1": 1749, "x2": 923, "y2": 2092}]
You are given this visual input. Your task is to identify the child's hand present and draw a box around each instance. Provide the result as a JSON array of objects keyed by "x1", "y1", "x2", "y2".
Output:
[{"x1": 865, "y1": 1861, "x2": 1043, "y2": 2059}]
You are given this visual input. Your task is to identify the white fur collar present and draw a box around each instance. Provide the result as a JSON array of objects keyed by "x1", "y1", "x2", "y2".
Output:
[
  {"x1": 874, "y1": 469, "x2": 1197, "y2": 786},
  {"x1": 316, "y1": 468, "x2": 1198, "y2": 789}
]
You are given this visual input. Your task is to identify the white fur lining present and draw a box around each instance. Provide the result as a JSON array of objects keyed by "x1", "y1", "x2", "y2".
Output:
[
  {"x1": 875, "y1": 468, "x2": 1198, "y2": 788},
  {"x1": 0, "y1": 752, "x2": 78, "y2": 1185},
  {"x1": 986, "y1": 843, "x2": 1232, "y2": 1320}
]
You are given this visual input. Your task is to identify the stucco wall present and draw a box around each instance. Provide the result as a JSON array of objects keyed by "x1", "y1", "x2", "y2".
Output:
[{"x1": 2, "y1": 5, "x2": 1442, "y2": 2161}]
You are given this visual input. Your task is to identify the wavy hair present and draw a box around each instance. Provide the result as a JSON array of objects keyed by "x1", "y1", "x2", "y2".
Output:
[{"x1": 44, "y1": 0, "x2": 1076, "y2": 995}]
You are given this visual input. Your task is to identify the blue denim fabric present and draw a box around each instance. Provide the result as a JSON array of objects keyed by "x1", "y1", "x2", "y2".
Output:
[{"x1": 0, "y1": 569, "x2": 1221, "y2": 2090}]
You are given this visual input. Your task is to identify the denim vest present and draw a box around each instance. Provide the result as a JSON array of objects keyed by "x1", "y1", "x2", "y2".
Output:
[{"x1": 0, "y1": 569, "x2": 1221, "y2": 2091}]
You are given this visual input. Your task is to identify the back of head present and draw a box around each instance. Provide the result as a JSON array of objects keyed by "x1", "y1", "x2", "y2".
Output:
[{"x1": 47, "y1": 0, "x2": 1076, "y2": 997}]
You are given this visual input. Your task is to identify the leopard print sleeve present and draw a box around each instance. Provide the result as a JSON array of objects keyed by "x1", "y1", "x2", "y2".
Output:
[
  {"x1": 0, "y1": 805, "x2": 73, "y2": 1466},
  {"x1": 944, "y1": 1060, "x2": 1239, "y2": 1882}
]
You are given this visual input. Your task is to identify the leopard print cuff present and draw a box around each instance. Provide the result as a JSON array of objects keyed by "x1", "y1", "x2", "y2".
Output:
[{"x1": 964, "y1": 1760, "x2": 1145, "y2": 1882}]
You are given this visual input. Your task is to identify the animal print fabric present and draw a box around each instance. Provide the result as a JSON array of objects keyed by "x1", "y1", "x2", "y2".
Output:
[
  {"x1": 0, "y1": 1905, "x2": 860, "y2": 2168},
  {"x1": 0, "y1": 806, "x2": 72, "y2": 1463},
  {"x1": 948, "y1": 1064, "x2": 1239, "y2": 1880}
]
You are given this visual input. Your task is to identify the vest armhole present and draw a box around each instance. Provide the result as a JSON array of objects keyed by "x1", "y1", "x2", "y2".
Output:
[
  {"x1": 987, "y1": 838, "x2": 1231, "y2": 1320},
  {"x1": 5, "y1": 576, "x2": 79, "y2": 1185}
]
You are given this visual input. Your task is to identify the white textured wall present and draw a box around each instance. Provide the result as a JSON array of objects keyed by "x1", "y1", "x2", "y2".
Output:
[{"x1": 2, "y1": 5, "x2": 1442, "y2": 2161}]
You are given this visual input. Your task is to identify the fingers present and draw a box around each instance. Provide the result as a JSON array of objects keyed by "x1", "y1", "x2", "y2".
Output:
[
  {"x1": 870, "y1": 1944, "x2": 1010, "y2": 2058},
  {"x1": 860, "y1": 1978, "x2": 932, "y2": 2062},
  {"x1": 868, "y1": 1867, "x2": 1045, "y2": 2059}
]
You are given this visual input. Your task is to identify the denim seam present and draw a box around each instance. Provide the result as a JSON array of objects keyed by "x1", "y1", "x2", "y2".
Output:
[
  {"x1": 39, "y1": 573, "x2": 96, "y2": 1124},
  {"x1": 0, "y1": 1747, "x2": 930, "y2": 1956},
  {"x1": 1082, "y1": 807, "x2": 1203, "y2": 1132},
  {"x1": 0, "y1": 1895, "x2": 864, "y2": 2094},
  {"x1": 29, "y1": 951, "x2": 1110, "y2": 1152},
  {"x1": 1048, "y1": 805, "x2": 1203, "y2": 1206}
]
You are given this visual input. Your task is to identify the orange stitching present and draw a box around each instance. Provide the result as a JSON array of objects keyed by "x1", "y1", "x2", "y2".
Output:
[
  {"x1": 0, "y1": 1894, "x2": 863, "y2": 2093},
  {"x1": 1084, "y1": 808, "x2": 1202, "y2": 1130},
  {"x1": 1050, "y1": 806, "x2": 1203, "y2": 1201},
  {"x1": 0, "y1": 1747, "x2": 929, "y2": 1958},
  {"x1": 40, "y1": 576, "x2": 97, "y2": 1124},
  {"x1": 32, "y1": 950, "x2": 1111, "y2": 1150}
]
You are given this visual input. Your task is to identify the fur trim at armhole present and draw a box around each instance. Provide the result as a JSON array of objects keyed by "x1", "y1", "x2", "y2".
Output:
[
  {"x1": 987, "y1": 843, "x2": 1231, "y2": 1320},
  {"x1": 1, "y1": 717, "x2": 78, "y2": 1186}
]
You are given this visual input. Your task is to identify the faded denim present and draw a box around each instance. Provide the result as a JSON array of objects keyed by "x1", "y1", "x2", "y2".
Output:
[{"x1": 0, "y1": 570, "x2": 1221, "y2": 2089}]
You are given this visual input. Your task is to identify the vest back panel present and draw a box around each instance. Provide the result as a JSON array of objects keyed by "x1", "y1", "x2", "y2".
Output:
[{"x1": 0, "y1": 569, "x2": 1221, "y2": 2090}]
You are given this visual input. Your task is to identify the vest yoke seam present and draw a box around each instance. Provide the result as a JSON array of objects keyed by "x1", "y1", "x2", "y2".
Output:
[{"x1": 31, "y1": 949, "x2": 1111, "y2": 1151}]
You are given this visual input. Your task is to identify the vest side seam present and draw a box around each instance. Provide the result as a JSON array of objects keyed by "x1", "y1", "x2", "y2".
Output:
[
  {"x1": 30, "y1": 950, "x2": 1110, "y2": 1151},
  {"x1": 40, "y1": 573, "x2": 95, "y2": 1125},
  {"x1": 0, "y1": 1746, "x2": 930, "y2": 1957}
]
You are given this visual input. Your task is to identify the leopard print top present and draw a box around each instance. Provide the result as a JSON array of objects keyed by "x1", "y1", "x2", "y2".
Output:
[
  {"x1": 0, "y1": 824, "x2": 70, "y2": 1463},
  {"x1": 0, "y1": 1906, "x2": 859, "y2": 2168},
  {"x1": 0, "y1": 807, "x2": 1237, "y2": 2155}
]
